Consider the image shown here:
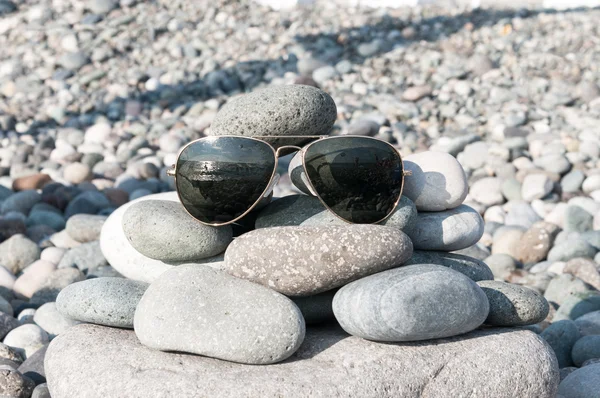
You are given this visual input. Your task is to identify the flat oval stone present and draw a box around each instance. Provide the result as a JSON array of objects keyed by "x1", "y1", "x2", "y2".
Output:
[
  {"x1": 547, "y1": 238, "x2": 597, "y2": 262},
  {"x1": 299, "y1": 196, "x2": 418, "y2": 232},
  {"x1": 541, "y1": 320, "x2": 581, "y2": 368},
  {"x1": 405, "y1": 204, "x2": 484, "y2": 251},
  {"x1": 476, "y1": 281, "x2": 550, "y2": 326},
  {"x1": 65, "y1": 214, "x2": 107, "y2": 243},
  {"x1": 45, "y1": 324, "x2": 558, "y2": 398},
  {"x1": 210, "y1": 85, "x2": 337, "y2": 138},
  {"x1": 57, "y1": 278, "x2": 148, "y2": 328},
  {"x1": 122, "y1": 200, "x2": 232, "y2": 263},
  {"x1": 558, "y1": 363, "x2": 600, "y2": 398},
  {"x1": 571, "y1": 335, "x2": 600, "y2": 366},
  {"x1": 333, "y1": 264, "x2": 489, "y2": 341},
  {"x1": 404, "y1": 250, "x2": 493, "y2": 281},
  {"x1": 134, "y1": 265, "x2": 305, "y2": 365},
  {"x1": 224, "y1": 225, "x2": 413, "y2": 296},
  {"x1": 402, "y1": 151, "x2": 468, "y2": 211}
]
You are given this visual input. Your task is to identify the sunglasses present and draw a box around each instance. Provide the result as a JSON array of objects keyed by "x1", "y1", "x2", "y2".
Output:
[{"x1": 166, "y1": 135, "x2": 411, "y2": 226}]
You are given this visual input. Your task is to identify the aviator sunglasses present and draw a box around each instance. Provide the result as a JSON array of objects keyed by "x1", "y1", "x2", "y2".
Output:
[{"x1": 166, "y1": 135, "x2": 412, "y2": 226}]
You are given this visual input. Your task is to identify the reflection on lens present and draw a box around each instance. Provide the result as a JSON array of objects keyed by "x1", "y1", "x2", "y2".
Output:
[
  {"x1": 176, "y1": 136, "x2": 276, "y2": 224},
  {"x1": 303, "y1": 137, "x2": 403, "y2": 224}
]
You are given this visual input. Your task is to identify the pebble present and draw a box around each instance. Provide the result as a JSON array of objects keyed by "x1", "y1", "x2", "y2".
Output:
[
  {"x1": 87, "y1": 0, "x2": 117, "y2": 14},
  {"x1": 0, "y1": 235, "x2": 40, "y2": 274},
  {"x1": 0, "y1": 313, "x2": 20, "y2": 340},
  {"x1": 405, "y1": 204, "x2": 484, "y2": 251},
  {"x1": 45, "y1": 324, "x2": 558, "y2": 398},
  {"x1": 18, "y1": 344, "x2": 48, "y2": 385},
  {"x1": 122, "y1": 200, "x2": 232, "y2": 262},
  {"x1": 3, "y1": 325, "x2": 48, "y2": 359},
  {"x1": 564, "y1": 205, "x2": 593, "y2": 233},
  {"x1": 558, "y1": 363, "x2": 600, "y2": 398},
  {"x1": 0, "y1": 367, "x2": 34, "y2": 398},
  {"x1": 32, "y1": 384, "x2": 50, "y2": 398},
  {"x1": 134, "y1": 266, "x2": 305, "y2": 365},
  {"x1": 522, "y1": 174, "x2": 553, "y2": 201},
  {"x1": 542, "y1": 320, "x2": 581, "y2": 368},
  {"x1": 333, "y1": 265, "x2": 489, "y2": 341},
  {"x1": 32, "y1": 303, "x2": 78, "y2": 339},
  {"x1": 62, "y1": 163, "x2": 92, "y2": 185},
  {"x1": 545, "y1": 274, "x2": 591, "y2": 307},
  {"x1": 574, "y1": 311, "x2": 600, "y2": 336},
  {"x1": 571, "y1": 335, "x2": 600, "y2": 367},
  {"x1": 13, "y1": 260, "x2": 56, "y2": 300},
  {"x1": 547, "y1": 238, "x2": 597, "y2": 262},
  {"x1": 57, "y1": 242, "x2": 107, "y2": 273},
  {"x1": 484, "y1": 253, "x2": 518, "y2": 280},
  {"x1": 470, "y1": 177, "x2": 504, "y2": 206},
  {"x1": 404, "y1": 251, "x2": 493, "y2": 281},
  {"x1": 554, "y1": 292, "x2": 600, "y2": 322},
  {"x1": 12, "y1": 174, "x2": 52, "y2": 192},
  {"x1": 564, "y1": 258, "x2": 600, "y2": 290},
  {"x1": 56, "y1": 278, "x2": 147, "y2": 328},
  {"x1": 477, "y1": 281, "x2": 549, "y2": 326},
  {"x1": 1, "y1": 191, "x2": 41, "y2": 216},
  {"x1": 211, "y1": 85, "x2": 337, "y2": 138},
  {"x1": 224, "y1": 225, "x2": 413, "y2": 296},
  {"x1": 29, "y1": 268, "x2": 85, "y2": 306},
  {"x1": 65, "y1": 214, "x2": 106, "y2": 243},
  {"x1": 254, "y1": 195, "x2": 326, "y2": 228},
  {"x1": 402, "y1": 151, "x2": 468, "y2": 211},
  {"x1": 515, "y1": 222, "x2": 560, "y2": 264}
]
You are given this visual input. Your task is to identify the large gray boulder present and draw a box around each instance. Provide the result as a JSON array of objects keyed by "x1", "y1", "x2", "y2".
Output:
[{"x1": 45, "y1": 324, "x2": 559, "y2": 398}]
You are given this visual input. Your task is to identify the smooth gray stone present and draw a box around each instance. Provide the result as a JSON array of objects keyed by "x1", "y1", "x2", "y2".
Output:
[
  {"x1": 255, "y1": 195, "x2": 326, "y2": 228},
  {"x1": 17, "y1": 344, "x2": 48, "y2": 385},
  {"x1": 65, "y1": 214, "x2": 107, "y2": 243},
  {"x1": 0, "y1": 367, "x2": 34, "y2": 397},
  {"x1": 224, "y1": 225, "x2": 413, "y2": 296},
  {"x1": 564, "y1": 205, "x2": 594, "y2": 233},
  {"x1": 484, "y1": 253, "x2": 517, "y2": 280},
  {"x1": 544, "y1": 274, "x2": 592, "y2": 307},
  {"x1": 134, "y1": 266, "x2": 305, "y2": 365},
  {"x1": 0, "y1": 191, "x2": 41, "y2": 216},
  {"x1": 541, "y1": 320, "x2": 581, "y2": 368},
  {"x1": 300, "y1": 196, "x2": 418, "y2": 232},
  {"x1": 575, "y1": 311, "x2": 600, "y2": 336},
  {"x1": 558, "y1": 363, "x2": 600, "y2": 398},
  {"x1": 333, "y1": 264, "x2": 489, "y2": 341},
  {"x1": 561, "y1": 170, "x2": 585, "y2": 193},
  {"x1": 547, "y1": 239, "x2": 597, "y2": 262},
  {"x1": 405, "y1": 205, "x2": 484, "y2": 251},
  {"x1": 26, "y1": 211, "x2": 65, "y2": 231},
  {"x1": 210, "y1": 85, "x2": 336, "y2": 139},
  {"x1": 554, "y1": 291, "x2": 600, "y2": 321},
  {"x1": 29, "y1": 268, "x2": 85, "y2": 306},
  {"x1": 571, "y1": 335, "x2": 600, "y2": 366},
  {"x1": 288, "y1": 152, "x2": 312, "y2": 195},
  {"x1": 45, "y1": 324, "x2": 559, "y2": 398},
  {"x1": 405, "y1": 251, "x2": 493, "y2": 282},
  {"x1": 57, "y1": 277, "x2": 148, "y2": 328},
  {"x1": 452, "y1": 243, "x2": 491, "y2": 261},
  {"x1": 0, "y1": 234, "x2": 40, "y2": 274},
  {"x1": 122, "y1": 200, "x2": 232, "y2": 262},
  {"x1": 32, "y1": 383, "x2": 50, "y2": 398},
  {"x1": 0, "y1": 313, "x2": 19, "y2": 340},
  {"x1": 291, "y1": 290, "x2": 336, "y2": 325},
  {"x1": 476, "y1": 281, "x2": 549, "y2": 326},
  {"x1": 32, "y1": 303, "x2": 78, "y2": 339},
  {"x1": 57, "y1": 241, "x2": 107, "y2": 272}
]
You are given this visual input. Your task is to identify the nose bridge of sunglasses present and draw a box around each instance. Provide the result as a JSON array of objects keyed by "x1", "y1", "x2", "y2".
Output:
[{"x1": 275, "y1": 145, "x2": 302, "y2": 157}]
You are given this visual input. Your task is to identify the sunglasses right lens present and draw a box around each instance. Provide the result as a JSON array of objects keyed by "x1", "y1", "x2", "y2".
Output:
[
  {"x1": 176, "y1": 136, "x2": 276, "y2": 225},
  {"x1": 303, "y1": 137, "x2": 403, "y2": 224}
]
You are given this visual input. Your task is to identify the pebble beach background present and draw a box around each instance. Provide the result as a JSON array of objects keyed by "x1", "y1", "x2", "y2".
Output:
[{"x1": 1, "y1": 0, "x2": 600, "y2": 397}]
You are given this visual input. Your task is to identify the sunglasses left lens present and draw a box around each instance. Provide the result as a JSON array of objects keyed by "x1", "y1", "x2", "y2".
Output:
[{"x1": 176, "y1": 136, "x2": 276, "y2": 225}]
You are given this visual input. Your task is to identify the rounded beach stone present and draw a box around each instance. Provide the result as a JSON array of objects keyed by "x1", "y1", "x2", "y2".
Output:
[
  {"x1": 29, "y1": 268, "x2": 84, "y2": 306},
  {"x1": 1, "y1": 191, "x2": 41, "y2": 216},
  {"x1": 57, "y1": 242, "x2": 107, "y2": 273},
  {"x1": 554, "y1": 291, "x2": 600, "y2": 321},
  {"x1": 210, "y1": 85, "x2": 337, "y2": 138},
  {"x1": 224, "y1": 225, "x2": 413, "y2": 296},
  {"x1": 255, "y1": 195, "x2": 326, "y2": 228},
  {"x1": 571, "y1": 335, "x2": 600, "y2": 366},
  {"x1": 299, "y1": 196, "x2": 418, "y2": 232},
  {"x1": 333, "y1": 264, "x2": 489, "y2": 341},
  {"x1": 65, "y1": 214, "x2": 106, "y2": 243},
  {"x1": 564, "y1": 258, "x2": 600, "y2": 290},
  {"x1": 476, "y1": 281, "x2": 550, "y2": 326},
  {"x1": 405, "y1": 205, "x2": 484, "y2": 251},
  {"x1": 56, "y1": 278, "x2": 148, "y2": 328},
  {"x1": 402, "y1": 151, "x2": 468, "y2": 211},
  {"x1": 0, "y1": 367, "x2": 34, "y2": 397},
  {"x1": 45, "y1": 324, "x2": 558, "y2": 397},
  {"x1": 13, "y1": 260, "x2": 56, "y2": 300},
  {"x1": 541, "y1": 320, "x2": 581, "y2": 368},
  {"x1": 522, "y1": 173, "x2": 553, "y2": 202},
  {"x1": 544, "y1": 274, "x2": 591, "y2": 306},
  {"x1": 0, "y1": 344, "x2": 22, "y2": 364},
  {"x1": 484, "y1": 254, "x2": 517, "y2": 280},
  {"x1": 100, "y1": 192, "x2": 180, "y2": 283},
  {"x1": 32, "y1": 383, "x2": 50, "y2": 398},
  {"x1": 0, "y1": 235, "x2": 40, "y2": 274},
  {"x1": 134, "y1": 265, "x2": 305, "y2": 365},
  {"x1": 470, "y1": 177, "x2": 504, "y2": 206},
  {"x1": 558, "y1": 363, "x2": 600, "y2": 398},
  {"x1": 547, "y1": 239, "x2": 597, "y2": 262},
  {"x1": 0, "y1": 313, "x2": 19, "y2": 340},
  {"x1": 515, "y1": 222, "x2": 560, "y2": 264},
  {"x1": 18, "y1": 344, "x2": 48, "y2": 385},
  {"x1": 575, "y1": 311, "x2": 600, "y2": 335},
  {"x1": 12, "y1": 174, "x2": 51, "y2": 192},
  {"x1": 3, "y1": 324, "x2": 48, "y2": 359},
  {"x1": 404, "y1": 251, "x2": 493, "y2": 281},
  {"x1": 122, "y1": 200, "x2": 232, "y2": 263},
  {"x1": 32, "y1": 303, "x2": 78, "y2": 339}
]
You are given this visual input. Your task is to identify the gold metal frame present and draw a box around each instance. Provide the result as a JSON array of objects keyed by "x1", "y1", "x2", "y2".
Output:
[{"x1": 167, "y1": 135, "x2": 411, "y2": 227}]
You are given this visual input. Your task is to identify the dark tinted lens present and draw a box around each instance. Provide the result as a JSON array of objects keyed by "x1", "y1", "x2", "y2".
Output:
[
  {"x1": 176, "y1": 137, "x2": 275, "y2": 224},
  {"x1": 303, "y1": 137, "x2": 403, "y2": 224}
]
